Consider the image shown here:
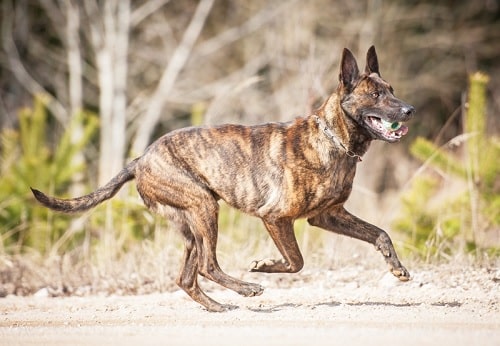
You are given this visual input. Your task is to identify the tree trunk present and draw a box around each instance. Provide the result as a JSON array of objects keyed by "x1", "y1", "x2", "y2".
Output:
[
  {"x1": 65, "y1": 0, "x2": 86, "y2": 196},
  {"x1": 86, "y1": 0, "x2": 130, "y2": 186}
]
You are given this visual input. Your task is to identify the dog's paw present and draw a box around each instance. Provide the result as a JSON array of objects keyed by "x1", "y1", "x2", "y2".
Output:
[
  {"x1": 391, "y1": 266, "x2": 411, "y2": 281},
  {"x1": 204, "y1": 303, "x2": 239, "y2": 313},
  {"x1": 249, "y1": 258, "x2": 277, "y2": 272},
  {"x1": 249, "y1": 258, "x2": 288, "y2": 273},
  {"x1": 239, "y1": 283, "x2": 265, "y2": 297}
]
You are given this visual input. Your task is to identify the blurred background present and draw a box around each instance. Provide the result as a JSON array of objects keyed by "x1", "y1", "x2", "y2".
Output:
[{"x1": 0, "y1": 0, "x2": 498, "y2": 294}]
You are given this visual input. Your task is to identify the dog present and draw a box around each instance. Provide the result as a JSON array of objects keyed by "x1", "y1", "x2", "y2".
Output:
[{"x1": 32, "y1": 46, "x2": 415, "y2": 312}]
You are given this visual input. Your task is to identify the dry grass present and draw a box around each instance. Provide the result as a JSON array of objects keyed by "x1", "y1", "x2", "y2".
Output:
[{"x1": 2, "y1": 201, "x2": 497, "y2": 299}]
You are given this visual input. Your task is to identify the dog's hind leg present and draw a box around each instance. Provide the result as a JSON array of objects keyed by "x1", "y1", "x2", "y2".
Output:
[
  {"x1": 308, "y1": 206, "x2": 410, "y2": 281},
  {"x1": 185, "y1": 200, "x2": 264, "y2": 298},
  {"x1": 174, "y1": 221, "x2": 230, "y2": 312},
  {"x1": 249, "y1": 218, "x2": 304, "y2": 273}
]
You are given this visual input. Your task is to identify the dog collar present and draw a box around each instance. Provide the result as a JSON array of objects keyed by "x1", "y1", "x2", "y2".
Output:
[{"x1": 313, "y1": 115, "x2": 362, "y2": 162}]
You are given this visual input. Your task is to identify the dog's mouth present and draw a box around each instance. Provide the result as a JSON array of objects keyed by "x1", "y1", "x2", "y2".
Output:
[{"x1": 364, "y1": 116, "x2": 409, "y2": 142}]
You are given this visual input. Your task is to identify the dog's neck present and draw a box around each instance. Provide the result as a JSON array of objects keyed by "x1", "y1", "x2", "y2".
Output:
[
  {"x1": 314, "y1": 94, "x2": 372, "y2": 161},
  {"x1": 313, "y1": 115, "x2": 363, "y2": 162}
]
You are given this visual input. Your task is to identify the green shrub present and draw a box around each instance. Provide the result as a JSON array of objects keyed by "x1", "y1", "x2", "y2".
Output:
[
  {"x1": 0, "y1": 95, "x2": 98, "y2": 254},
  {"x1": 394, "y1": 73, "x2": 499, "y2": 260}
]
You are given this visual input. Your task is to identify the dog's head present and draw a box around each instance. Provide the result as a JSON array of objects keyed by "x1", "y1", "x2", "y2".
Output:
[{"x1": 338, "y1": 46, "x2": 415, "y2": 142}]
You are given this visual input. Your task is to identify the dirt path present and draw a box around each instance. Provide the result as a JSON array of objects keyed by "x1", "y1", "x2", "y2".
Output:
[{"x1": 1, "y1": 265, "x2": 498, "y2": 345}]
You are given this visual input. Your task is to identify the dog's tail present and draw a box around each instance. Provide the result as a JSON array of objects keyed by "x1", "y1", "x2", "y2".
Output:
[{"x1": 31, "y1": 158, "x2": 138, "y2": 213}]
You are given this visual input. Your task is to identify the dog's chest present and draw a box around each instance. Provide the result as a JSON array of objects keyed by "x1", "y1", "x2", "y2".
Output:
[{"x1": 254, "y1": 156, "x2": 357, "y2": 218}]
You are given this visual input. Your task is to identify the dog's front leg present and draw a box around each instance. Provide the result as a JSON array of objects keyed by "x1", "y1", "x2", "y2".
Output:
[
  {"x1": 249, "y1": 217, "x2": 304, "y2": 273},
  {"x1": 308, "y1": 207, "x2": 410, "y2": 281}
]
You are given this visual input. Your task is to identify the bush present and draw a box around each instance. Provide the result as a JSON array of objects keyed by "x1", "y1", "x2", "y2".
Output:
[
  {"x1": 0, "y1": 95, "x2": 98, "y2": 254},
  {"x1": 394, "y1": 73, "x2": 500, "y2": 261}
]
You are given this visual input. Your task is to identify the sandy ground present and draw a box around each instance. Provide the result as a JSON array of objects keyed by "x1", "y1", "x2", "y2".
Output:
[{"x1": 0, "y1": 264, "x2": 498, "y2": 346}]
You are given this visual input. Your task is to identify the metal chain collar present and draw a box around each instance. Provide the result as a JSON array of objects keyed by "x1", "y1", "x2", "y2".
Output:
[{"x1": 313, "y1": 115, "x2": 362, "y2": 162}]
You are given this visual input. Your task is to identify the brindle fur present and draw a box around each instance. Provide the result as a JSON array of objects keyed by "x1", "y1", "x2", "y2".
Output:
[{"x1": 32, "y1": 46, "x2": 415, "y2": 312}]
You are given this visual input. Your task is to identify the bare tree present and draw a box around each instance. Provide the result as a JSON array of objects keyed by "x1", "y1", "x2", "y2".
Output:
[
  {"x1": 64, "y1": 0, "x2": 83, "y2": 116},
  {"x1": 83, "y1": 0, "x2": 130, "y2": 186},
  {"x1": 63, "y1": 0, "x2": 86, "y2": 195},
  {"x1": 130, "y1": 0, "x2": 214, "y2": 155}
]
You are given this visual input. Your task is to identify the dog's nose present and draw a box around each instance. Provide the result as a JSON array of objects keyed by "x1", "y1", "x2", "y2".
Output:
[{"x1": 402, "y1": 105, "x2": 415, "y2": 117}]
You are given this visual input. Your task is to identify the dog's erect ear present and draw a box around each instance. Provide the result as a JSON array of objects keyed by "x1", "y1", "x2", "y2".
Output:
[
  {"x1": 365, "y1": 45, "x2": 380, "y2": 76},
  {"x1": 339, "y1": 48, "x2": 359, "y2": 91}
]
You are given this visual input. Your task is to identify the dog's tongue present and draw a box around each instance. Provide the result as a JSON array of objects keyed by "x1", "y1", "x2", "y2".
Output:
[{"x1": 397, "y1": 125, "x2": 409, "y2": 136}]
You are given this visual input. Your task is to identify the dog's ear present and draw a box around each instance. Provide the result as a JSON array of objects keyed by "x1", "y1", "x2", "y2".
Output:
[
  {"x1": 339, "y1": 48, "x2": 359, "y2": 91},
  {"x1": 365, "y1": 45, "x2": 380, "y2": 76}
]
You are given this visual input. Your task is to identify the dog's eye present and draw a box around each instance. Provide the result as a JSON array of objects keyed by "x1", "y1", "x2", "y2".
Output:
[{"x1": 371, "y1": 91, "x2": 380, "y2": 99}]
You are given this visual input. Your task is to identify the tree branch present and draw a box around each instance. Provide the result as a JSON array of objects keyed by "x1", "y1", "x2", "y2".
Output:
[
  {"x1": 196, "y1": 1, "x2": 297, "y2": 57},
  {"x1": 131, "y1": 0, "x2": 215, "y2": 155},
  {"x1": 130, "y1": 0, "x2": 171, "y2": 27},
  {"x1": 1, "y1": 1, "x2": 67, "y2": 124}
]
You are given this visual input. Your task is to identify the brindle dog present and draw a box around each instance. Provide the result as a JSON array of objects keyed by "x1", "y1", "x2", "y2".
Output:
[{"x1": 32, "y1": 46, "x2": 415, "y2": 312}]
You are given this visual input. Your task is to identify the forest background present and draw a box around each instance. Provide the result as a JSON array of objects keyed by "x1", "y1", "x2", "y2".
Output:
[{"x1": 0, "y1": 0, "x2": 498, "y2": 295}]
